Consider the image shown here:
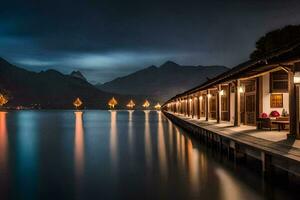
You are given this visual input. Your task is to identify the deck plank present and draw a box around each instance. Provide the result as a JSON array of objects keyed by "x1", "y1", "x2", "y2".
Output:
[{"x1": 166, "y1": 112, "x2": 300, "y2": 162}]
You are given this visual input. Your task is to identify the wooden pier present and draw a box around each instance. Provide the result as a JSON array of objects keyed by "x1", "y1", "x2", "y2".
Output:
[{"x1": 164, "y1": 111, "x2": 300, "y2": 177}]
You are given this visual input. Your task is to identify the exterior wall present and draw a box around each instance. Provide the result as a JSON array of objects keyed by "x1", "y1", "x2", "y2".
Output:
[{"x1": 262, "y1": 73, "x2": 289, "y2": 115}]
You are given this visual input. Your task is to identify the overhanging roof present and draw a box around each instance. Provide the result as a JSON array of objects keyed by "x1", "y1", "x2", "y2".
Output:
[{"x1": 164, "y1": 42, "x2": 300, "y2": 105}]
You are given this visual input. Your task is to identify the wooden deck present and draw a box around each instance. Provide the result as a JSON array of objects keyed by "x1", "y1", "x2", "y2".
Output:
[{"x1": 165, "y1": 112, "x2": 300, "y2": 164}]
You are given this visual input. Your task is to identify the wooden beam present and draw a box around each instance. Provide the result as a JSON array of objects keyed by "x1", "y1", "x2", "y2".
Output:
[
  {"x1": 288, "y1": 70, "x2": 297, "y2": 136},
  {"x1": 228, "y1": 84, "x2": 231, "y2": 121},
  {"x1": 296, "y1": 85, "x2": 300, "y2": 139},
  {"x1": 191, "y1": 96, "x2": 195, "y2": 118},
  {"x1": 256, "y1": 77, "x2": 260, "y2": 120},
  {"x1": 217, "y1": 85, "x2": 221, "y2": 123},
  {"x1": 234, "y1": 80, "x2": 241, "y2": 126},
  {"x1": 206, "y1": 90, "x2": 209, "y2": 121},
  {"x1": 197, "y1": 94, "x2": 201, "y2": 119}
]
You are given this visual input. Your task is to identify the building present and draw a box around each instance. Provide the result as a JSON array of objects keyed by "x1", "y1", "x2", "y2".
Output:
[{"x1": 163, "y1": 43, "x2": 300, "y2": 139}]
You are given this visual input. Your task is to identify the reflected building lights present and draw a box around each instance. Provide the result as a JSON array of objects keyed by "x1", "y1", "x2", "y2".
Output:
[
  {"x1": 215, "y1": 167, "x2": 256, "y2": 200},
  {"x1": 144, "y1": 110, "x2": 152, "y2": 168},
  {"x1": 74, "y1": 111, "x2": 85, "y2": 178},
  {"x1": 0, "y1": 112, "x2": 8, "y2": 171},
  {"x1": 128, "y1": 110, "x2": 134, "y2": 155},
  {"x1": 0, "y1": 111, "x2": 9, "y2": 198},
  {"x1": 110, "y1": 110, "x2": 118, "y2": 169},
  {"x1": 167, "y1": 119, "x2": 173, "y2": 156},
  {"x1": 157, "y1": 112, "x2": 168, "y2": 179},
  {"x1": 181, "y1": 133, "x2": 186, "y2": 170},
  {"x1": 187, "y1": 139, "x2": 200, "y2": 193}
]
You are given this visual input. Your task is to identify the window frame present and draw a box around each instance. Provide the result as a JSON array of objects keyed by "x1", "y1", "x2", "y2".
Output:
[
  {"x1": 270, "y1": 93, "x2": 283, "y2": 108},
  {"x1": 269, "y1": 70, "x2": 289, "y2": 93}
]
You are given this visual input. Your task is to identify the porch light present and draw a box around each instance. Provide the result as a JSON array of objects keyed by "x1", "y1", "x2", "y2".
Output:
[
  {"x1": 219, "y1": 90, "x2": 225, "y2": 96},
  {"x1": 207, "y1": 94, "x2": 212, "y2": 98},
  {"x1": 189, "y1": 98, "x2": 192, "y2": 102},
  {"x1": 199, "y1": 96, "x2": 203, "y2": 100},
  {"x1": 294, "y1": 72, "x2": 300, "y2": 84},
  {"x1": 238, "y1": 86, "x2": 245, "y2": 93}
]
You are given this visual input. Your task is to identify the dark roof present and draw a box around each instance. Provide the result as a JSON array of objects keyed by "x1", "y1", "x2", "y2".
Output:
[{"x1": 164, "y1": 42, "x2": 300, "y2": 105}]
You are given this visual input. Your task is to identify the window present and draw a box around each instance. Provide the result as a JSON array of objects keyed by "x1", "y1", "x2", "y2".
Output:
[
  {"x1": 270, "y1": 70, "x2": 288, "y2": 93},
  {"x1": 270, "y1": 94, "x2": 283, "y2": 108}
]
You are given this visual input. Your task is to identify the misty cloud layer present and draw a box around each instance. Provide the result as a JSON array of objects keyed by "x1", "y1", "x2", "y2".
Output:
[{"x1": 1, "y1": 0, "x2": 300, "y2": 83}]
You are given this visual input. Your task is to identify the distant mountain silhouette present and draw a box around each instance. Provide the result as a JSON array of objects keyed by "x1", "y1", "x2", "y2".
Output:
[
  {"x1": 97, "y1": 61, "x2": 229, "y2": 101},
  {"x1": 0, "y1": 58, "x2": 150, "y2": 109},
  {"x1": 70, "y1": 70, "x2": 87, "y2": 81}
]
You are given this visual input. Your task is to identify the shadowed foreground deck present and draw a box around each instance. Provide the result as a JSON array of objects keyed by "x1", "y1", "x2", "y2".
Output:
[{"x1": 164, "y1": 111, "x2": 300, "y2": 176}]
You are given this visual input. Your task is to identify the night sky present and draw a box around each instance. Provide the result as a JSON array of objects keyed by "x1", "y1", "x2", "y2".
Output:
[{"x1": 1, "y1": 0, "x2": 300, "y2": 83}]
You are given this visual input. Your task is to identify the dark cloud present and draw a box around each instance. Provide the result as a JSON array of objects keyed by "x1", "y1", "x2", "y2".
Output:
[{"x1": 1, "y1": 0, "x2": 300, "y2": 82}]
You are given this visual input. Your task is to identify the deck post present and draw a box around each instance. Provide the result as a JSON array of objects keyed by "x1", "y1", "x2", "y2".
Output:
[
  {"x1": 183, "y1": 99, "x2": 185, "y2": 114},
  {"x1": 206, "y1": 90, "x2": 209, "y2": 121},
  {"x1": 180, "y1": 99, "x2": 182, "y2": 114},
  {"x1": 217, "y1": 84, "x2": 222, "y2": 123},
  {"x1": 289, "y1": 70, "x2": 297, "y2": 137},
  {"x1": 187, "y1": 96, "x2": 190, "y2": 117},
  {"x1": 288, "y1": 66, "x2": 300, "y2": 139},
  {"x1": 184, "y1": 98, "x2": 186, "y2": 115},
  {"x1": 182, "y1": 99, "x2": 184, "y2": 115},
  {"x1": 197, "y1": 94, "x2": 201, "y2": 119},
  {"x1": 234, "y1": 80, "x2": 241, "y2": 126},
  {"x1": 191, "y1": 96, "x2": 195, "y2": 118},
  {"x1": 182, "y1": 99, "x2": 184, "y2": 114},
  {"x1": 185, "y1": 98, "x2": 188, "y2": 116},
  {"x1": 296, "y1": 85, "x2": 300, "y2": 138}
]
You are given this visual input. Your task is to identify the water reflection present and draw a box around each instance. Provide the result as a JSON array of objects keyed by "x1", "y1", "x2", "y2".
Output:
[
  {"x1": 0, "y1": 111, "x2": 295, "y2": 199},
  {"x1": 157, "y1": 111, "x2": 168, "y2": 179},
  {"x1": 128, "y1": 110, "x2": 134, "y2": 155},
  {"x1": 187, "y1": 137, "x2": 200, "y2": 193},
  {"x1": 0, "y1": 112, "x2": 8, "y2": 172},
  {"x1": 110, "y1": 111, "x2": 118, "y2": 169},
  {"x1": 16, "y1": 111, "x2": 38, "y2": 200},
  {"x1": 144, "y1": 110, "x2": 152, "y2": 168},
  {"x1": 167, "y1": 119, "x2": 173, "y2": 156},
  {"x1": 0, "y1": 112, "x2": 8, "y2": 198},
  {"x1": 215, "y1": 167, "x2": 261, "y2": 200},
  {"x1": 74, "y1": 111, "x2": 85, "y2": 178},
  {"x1": 173, "y1": 126, "x2": 208, "y2": 193}
]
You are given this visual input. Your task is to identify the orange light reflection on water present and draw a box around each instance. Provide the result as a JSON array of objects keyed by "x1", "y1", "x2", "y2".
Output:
[
  {"x1": 144, "y1": 110, "x2": 152, "y2": 168},
  {"x1": 110, "y1": 110, "x2": 118, "y2": 169},
  {"x1": 0, "y1": 112, "x2": 8, "y2": 172},
  {"x1": 74, "y1": 111, "x2": 84, "y2": 177},
  {"x1": 157, "y1": 111, "x2": 168, "y2": 179},
  {"x1": 128, "y1": 110, "x2": 134, "y2": 155}
]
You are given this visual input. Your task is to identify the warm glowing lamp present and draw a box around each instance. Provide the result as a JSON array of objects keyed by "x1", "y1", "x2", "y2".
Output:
[
  {"x1": 219, "y1": 90, "x2": 225, "y2": 96},
  {"x1": 154, "y1": 103, "x2": 161, "y2": 110},
  {"x1": 126, "y1": 99, "x2": 135, "y2": 109},
  {"x1": 108, "y1": 97, "x2": 118, "y2": 109},
  {"x1": 73, "y1": 98, "x2": 83, "y2": 109},
  {"x1": 0, "y1": 94, "x2": 8, "y2": 107},
  {"x1": 294, "y1": 72, "x2": 300, "y2": 84},
  {"x1": 142, "y1": 100, "x2": 150, "y2": 109},
  {"x1": 238, "y1": 86, "x2": 245, "y2": 93},
  {"x1": 207, "y1": 94, "x2": 212, "y2": 98}
]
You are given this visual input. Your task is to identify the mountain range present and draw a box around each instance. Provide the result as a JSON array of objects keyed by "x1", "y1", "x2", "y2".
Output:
[
  {"x1": 97, "y1": 61, "x2": 228, "y2": 102},
  {"x1": 0, "y1": 58, "x2": 228, "y2": 109},
  {"x1": 0, "y1": 58, "x2": 150, "y2": 109}
]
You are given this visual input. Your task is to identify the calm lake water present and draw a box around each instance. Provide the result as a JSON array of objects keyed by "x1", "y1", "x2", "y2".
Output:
[{"x1": 0, "y1": 110, "x2": 298, "y2": 200}]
